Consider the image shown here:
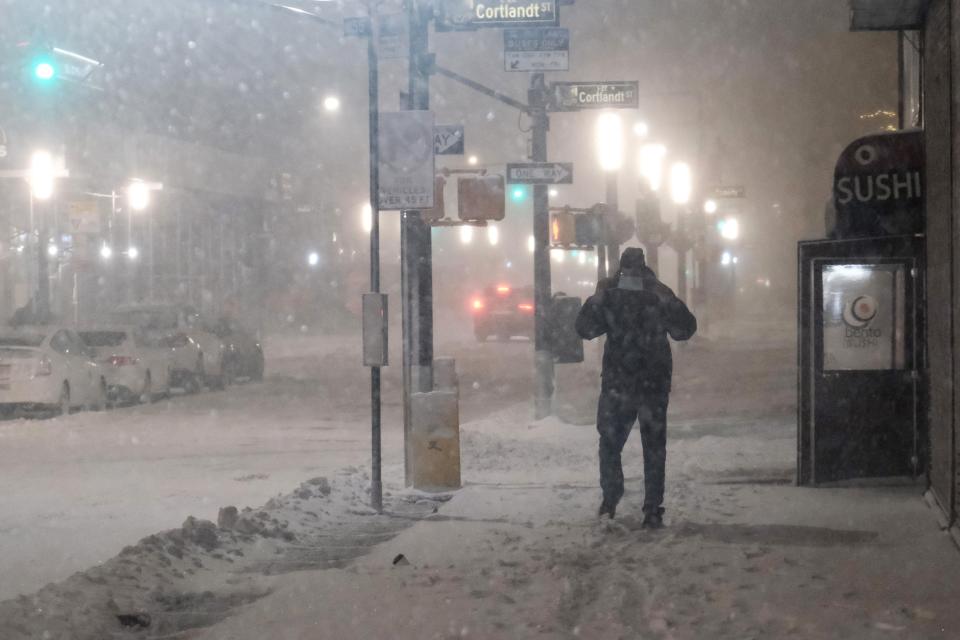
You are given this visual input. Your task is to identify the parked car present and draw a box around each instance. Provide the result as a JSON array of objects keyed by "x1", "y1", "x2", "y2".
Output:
[
  {"x1": 470, "y1": 283, "x2": 536, "y2": 341},
  {"x1": 155, "y1": 332, "x2": 205, "y2": 392},
  {"x1": 78, "y1": 327, "x2": 172, "y2": 404},
  {"x1": 210, "y1": 318, "x2": 264, "y2": 383},
  {"x1": 108, "y1": 304, "x2": 225, "y2": 389},
  {"x1": 0, "y1": 326, "x2": 107, "y2": 415}
]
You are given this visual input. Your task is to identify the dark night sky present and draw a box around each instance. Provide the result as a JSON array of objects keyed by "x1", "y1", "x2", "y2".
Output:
[{"x1": 1, "y1": 0, "x2": 897, "y2": 289}]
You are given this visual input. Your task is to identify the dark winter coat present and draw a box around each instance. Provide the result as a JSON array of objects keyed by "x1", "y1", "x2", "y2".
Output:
[{"x1": 575, "y1": 266, "x2": 697, "y2": 395}]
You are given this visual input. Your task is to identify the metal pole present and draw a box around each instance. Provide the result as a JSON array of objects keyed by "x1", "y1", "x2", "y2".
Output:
[
  {"x1": 529, "y1": 73, "x2": 553, "y2": 420},
  {"x1": 597, "y1": 243, "x2": 607, "y2": 281},
  {"x1": 402, "y1": 0, "x2": 433, "y2": 485},
  {"x1": 676, "y1": 212, "x2": 688, "y2": 301},
  {"x1": 606, "y1": 171, "x2": 620, "y2": 276},
  {"x1": 367, "y1": 1, "x2": 383, "y2": 514},
  {"x1": 37, "y1": 205, "x2": 49, "y2": 320}
]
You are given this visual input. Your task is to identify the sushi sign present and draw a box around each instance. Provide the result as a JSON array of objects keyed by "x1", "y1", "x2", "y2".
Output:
[{"x1": 832, "y1": 130, "x2": 924, "y2": 238}]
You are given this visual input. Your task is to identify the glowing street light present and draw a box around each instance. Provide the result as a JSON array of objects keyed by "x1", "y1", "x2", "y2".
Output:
[
  {"x1": 703, "y1": 199, "x2": 718, "y2": 215},
  {"x1": 29, "y1": 150, "x2": 55, "y2": 200},
  {"x1": 718, "y1": 216, "x2": 740, "y2": 240},
  {"x1": 487, "y1": 224, "x2": 499, "y2": 246},
  {"x1": 638, "y1": 143, "x2": 667, "y2": 192},
  {"x1": 307, "y1": 251, "x2": 320, "y2": 267},
  {"x1": 47, "y1": 244, "x2": 58, "y2": 257},
  {"x1": 100, "y1": 244, "x2": 113, "y2": 260},
  {"x1": 323, "y1": 95, "x2": 341, "y2": 112},
  {"x1": 595, "y1": 112, "x2": 624, "y2": 172},
  {"x1": 633, "y1": 121, "x2": 649, "y2": 138},
  {"x1": 361, "y1": 202, "x2": 373, "y2": 233},
  {"x1": 527, "y1": 234, "x2": 535, "y2": 253},
  {"x1": 460, "y1": 225, "x2": 474, "y2": 245},
  {"x1": 127, "y1": 181, "x2": 151, "y2": 211},
  {"x1": 467, "y1": 155, "x2": 479, "y2": 166},
  {"x1": 127, "y1": 246, "x2": 139, "y2": 261},
  {"x1": 721, "y1": 251, "x2": 732, "y2": 266},
  {"x1": 670, "y1": 162, "x2": 692, "y2": 205}
]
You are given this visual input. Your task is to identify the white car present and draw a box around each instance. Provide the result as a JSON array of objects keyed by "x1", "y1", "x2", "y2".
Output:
[
  {"x1": 77, "y1": 327, "x2": 173, "y2": 404},
  {"x1": 156, "y1": 332, "x2": 205, "y2": 392},
  {"x1": 0, "y1": 326, "x2": 107, "y2": 415},
  {"x1": 108, "y1": 304, "x2": 225, "y2": 389}
]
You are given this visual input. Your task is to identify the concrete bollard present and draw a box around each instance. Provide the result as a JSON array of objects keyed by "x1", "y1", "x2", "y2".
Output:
[{"x1": 410, "y1": 388, "x2": 461, "y2": 492}]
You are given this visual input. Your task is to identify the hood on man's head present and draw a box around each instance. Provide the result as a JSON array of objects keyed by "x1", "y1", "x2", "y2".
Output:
[{"x1": 619, "y1": 247, "x2": 646, "y2": 272}]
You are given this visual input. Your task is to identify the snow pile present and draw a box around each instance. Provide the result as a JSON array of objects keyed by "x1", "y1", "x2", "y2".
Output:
[{"x1": 0, "y1": 467, "x2": 425, "y2": 640}]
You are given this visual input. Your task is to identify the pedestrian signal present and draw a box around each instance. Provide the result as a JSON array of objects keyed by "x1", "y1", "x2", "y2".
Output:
[
  {"x1": 459, "y1": 175, "x2": 505, "y2": 221},
  {"x1": 551, "y1": 209, "x2": 576, "y2": 245}
]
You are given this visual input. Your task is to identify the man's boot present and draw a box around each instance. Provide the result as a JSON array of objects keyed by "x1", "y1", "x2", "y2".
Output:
[{"x1": 641, "y1": 506, "x2": 664, "y2": 529}]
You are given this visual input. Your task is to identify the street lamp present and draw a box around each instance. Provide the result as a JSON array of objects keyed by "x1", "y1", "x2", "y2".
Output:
[
  {"x1": 361, "y1": 202, "x2": 373, "y2": 233},
  {"x1": 595, "y1": 112, "x2": 624, "y2": 276},
  {"x1": 527, "y1": 234, "x2": 535, "y2": 253},
  {"x1": 307, "y1": 251, "x2": 320, "y2": 267},
  {"x1": 467, "y1": 155, "x2": 479, "y2": 166},
  {"x1": 323, "y1": 95, "x2": 341, "y2": 112},
  {"x1": 127, "y1": 181, "x2": 151, "y2": 211},
  {"x1": 487, "y1": 224, "x2": 499, "y2": 246},
  {"x1": 638, "y1": 143, "x2": 667, "y2": 192},
  {"x1": 127, "y1": 246, "x2": 139, "y2": 261},
  {"x1": 100, "y1": 244, "x2": 113, "y2": 260},
  {"x1": 459, "y1": 225, "x2": 473, "y2": 245},
  {"x1": 719, "y1": 216, "x2": 740, "y2": 240},
  {"x1": 670, "y1": 162, "x2": 692, "y2": 205},
  {"x1": 703, "y1": 199, "x2": 718, "y2": 215},
  {"x1": 633, "y1": 121, "x2": 649, "y2": 138},
  {"x1": 596, "y1": 113, "x2": 624, "y2": 172},
  {"x1": 29, "y1": 150, "x2": 55, "y2": 200}
]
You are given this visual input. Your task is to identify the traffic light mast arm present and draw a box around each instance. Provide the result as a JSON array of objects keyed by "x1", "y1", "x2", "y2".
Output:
[{"x1": 433, "y1": 64, "x2": 531, "y2": 114}]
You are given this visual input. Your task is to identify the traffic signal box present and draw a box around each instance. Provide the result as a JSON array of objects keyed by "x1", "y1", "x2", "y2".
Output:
[
  {"x1": 551, "y1": 209, "x2": 576, "y2": 245},
  {"x1": 458, "y1": 175, "x2": 505, "y2": 221}
]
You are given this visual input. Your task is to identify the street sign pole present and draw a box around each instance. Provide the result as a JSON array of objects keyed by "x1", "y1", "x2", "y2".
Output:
[
  {"x1": 366, "y1": 1, "x2": 383, "y2": 514},
  {"x1": 606, "y1": 172, "x2": 619, "y2": 276},
  {"x1": 529, "y1": 73, "x2": 553, "y2": 420},
  {"x1": 401, "y1": 0, "x2": 434, "y2": 486}
]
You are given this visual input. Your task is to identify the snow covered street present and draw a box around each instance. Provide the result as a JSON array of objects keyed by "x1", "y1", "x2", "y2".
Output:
[{"x1": 3, "y1": 319, "x2": 960, "y2": 639}]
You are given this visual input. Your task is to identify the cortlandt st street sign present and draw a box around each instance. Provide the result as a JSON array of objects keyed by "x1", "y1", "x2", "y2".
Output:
[
  {"x1": 437, "y1": 0, "x2": 559, "y2": 31},
  {"x1": 548, "y1": 81, "x2": 639, "y2": 111}
]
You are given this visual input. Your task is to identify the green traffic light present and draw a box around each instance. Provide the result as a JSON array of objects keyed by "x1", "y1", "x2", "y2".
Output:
[
  {"x1": 33, "y1": 59, "x2": 56, "y2": 82},
  {"x1": 510, "y1": 186, "x2": 527, "y2": 203}
]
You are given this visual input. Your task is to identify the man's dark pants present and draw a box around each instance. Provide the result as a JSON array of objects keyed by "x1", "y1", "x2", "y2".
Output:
[{"x1": 597, "y1": 387, "x2": 669, "y2": 514}]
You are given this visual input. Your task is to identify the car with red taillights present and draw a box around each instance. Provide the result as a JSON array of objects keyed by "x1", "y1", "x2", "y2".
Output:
[
  {"x1": 78, "y1": 327, "x2": 173, "y2": 405},
  {"x1": 470, "y1": 284, "x2": 536, "y2": 342}
]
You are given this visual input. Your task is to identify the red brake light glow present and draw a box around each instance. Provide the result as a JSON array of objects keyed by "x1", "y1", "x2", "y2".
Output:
[
  {"x1": 496, "y1": 284, "x2": 511, "y2": 296},
  {"x1": 518, "y1": 303, "x2": 534, "y2": 313},
  {"x1": 471, "y1": 298, "x2": 485, "y2": 311},
  {"x1": 108, "y1": 355, "x2": 138, "y2": 367}
]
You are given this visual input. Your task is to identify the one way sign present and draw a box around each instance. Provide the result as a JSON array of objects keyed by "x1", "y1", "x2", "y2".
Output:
[{"x1": 507, "y1": 162, "x2": 573, "y2": 184}]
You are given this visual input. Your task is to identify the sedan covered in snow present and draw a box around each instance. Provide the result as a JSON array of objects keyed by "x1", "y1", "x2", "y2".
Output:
[
  {"x1": 0, "y1": 326, "x2": 107, "y2": 415},
  {"x1": 78, "y1": 327, "x2": 173, "y2": 404}
]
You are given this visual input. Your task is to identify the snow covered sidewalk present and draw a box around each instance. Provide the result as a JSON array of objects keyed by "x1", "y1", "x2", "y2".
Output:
[{"x1": 193, "y1": 401, "x2": 960, "y2": 640}]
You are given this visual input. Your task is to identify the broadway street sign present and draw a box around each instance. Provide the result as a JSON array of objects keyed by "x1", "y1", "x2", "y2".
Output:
[
  {"x1": 434, "y1": 125, "x2": 465, "y2": 155},
  {"x1": 549, "y1": 81, "x2": 639, "y2": 112},
  {"x1": 504, "y1": 27, "x2": 569, "y2": 72},
  {"x1": 507, "y1": 162, "x2": 573, "y2": 184},
  {"x1": 437, "y1": 0, "x2": 559, "y2": 31}
]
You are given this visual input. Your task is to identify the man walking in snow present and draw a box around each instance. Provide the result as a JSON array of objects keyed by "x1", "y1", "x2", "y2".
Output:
[{"x1": 575, "y1": 247, "x2": 697, "y2": 529}]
